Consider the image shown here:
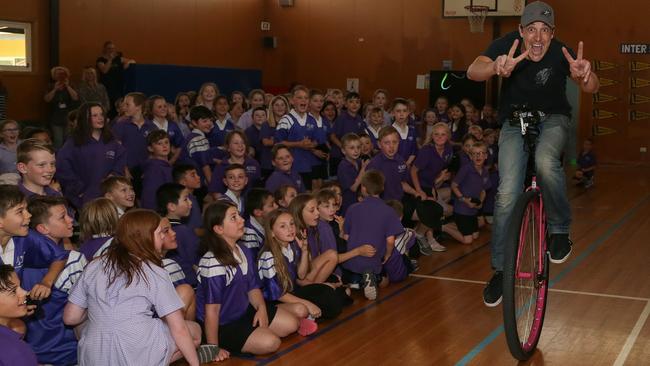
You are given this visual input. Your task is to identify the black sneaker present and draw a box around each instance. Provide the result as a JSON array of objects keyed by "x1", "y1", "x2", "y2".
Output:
[
  {"x1": 549, "y1": 234, "x2": 572, "y2": 264},
  {"x1": 483, "y1": 271, "x2": 503, "y2": 307}
]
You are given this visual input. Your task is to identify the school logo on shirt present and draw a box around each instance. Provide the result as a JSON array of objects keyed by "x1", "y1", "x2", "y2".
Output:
[
  {"x1": 246, "y1": 166, "x2": 258, "y2": 175},
  {"x1": 105, "y1": 150, "x2": 116, "y2": 160},
  {"x1": 14, "y1": 255, "x2": 24, "y2": 269},
  {"x1": 398, "y1": 163, "x2": 407, "y2": 174},
  {"x1": 407, "y1": 136, "x2": 414, "y2": 141}
]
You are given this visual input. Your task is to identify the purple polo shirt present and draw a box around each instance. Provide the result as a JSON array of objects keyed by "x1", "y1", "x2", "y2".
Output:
[
  {"x1": 18, "y1": 182, "x2": 62, "y2": 199},
  {"x1": 343, "y1": 196, "x2": 404, "y2": 274},
  {"x1": 331, "y1": 110, "x2": 365, "y2": 159},
  {"x1": 367, "y1": 153, "x2": 408, "y2": 201},
  {"x1": 78, "y1": 236, "x2": 113, "y2": 261},
  {"x1": 413, "y1": 144, "x2": 453, "y2": 189},
  {"x1": 307, "y1": 220, "x2": 338, "y2": 258},
  {"x1": 0, "y1": 325, "x2": 38, "y2": 366},
  {"x1": 337, "y1": 158, "x2": 362, "y2": 215},
  {"x1": 453, "y1": 164, "x2": 491, "y2": 216},
  {"x1": 167, "y1": 220, "x2": 200, "y2": 287},
  {"x1": 56, "y1": 137, "x2": 127, "y2": 209},
  {"x1": 140, "y1": 158, "x2": 173, "y2": 210},
  {"x1": 153, "y1": 119, "x2": 184, "y2": 148},
  {"x1": 111, "y1": 117, "x2": 157, "y2": 169},
  {"x1": 186, "y1": 193, "x2": 202, "y2": 231},
  {"x1": 208, "y1": 157, "x2": 261, "y2": 194},
  {"x1": 459, "y1": 152, "x2": 472, "y2": 167},
  {"x1": 393, "y1": 123, "x2": 418, "y2": 161},
  {"x1": 207, "y1": 119, "x2": 236, "y2": 148},
  {"x1": 275, "y1": 110, "x2": 317, "y2": 173},
  {"x1": 264, "y1": 168, "x2": 305, "y2": 194},
  {"x1": 245, "y1": 121, "x2": 275, "y2": 174}
]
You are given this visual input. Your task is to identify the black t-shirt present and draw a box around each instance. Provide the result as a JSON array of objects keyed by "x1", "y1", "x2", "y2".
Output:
[
  {"x1": 96, "y1": 55, "x2": 124, "y2": 98},
  {"x1": 48, "y1": 84, "x2": 76, "y2": 126},
  {"x1": 483, "y1": 31, "x2": 576, "y2": 123}
]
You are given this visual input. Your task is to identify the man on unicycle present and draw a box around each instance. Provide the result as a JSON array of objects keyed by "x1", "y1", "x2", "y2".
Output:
[{"x1": 466, "y1": 1, "x2": 600, "y2": 307}]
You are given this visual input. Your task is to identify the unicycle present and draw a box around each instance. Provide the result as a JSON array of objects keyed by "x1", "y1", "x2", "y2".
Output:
[{"x1": 502, "y1": 106, "x2": 549, "y2": 361}]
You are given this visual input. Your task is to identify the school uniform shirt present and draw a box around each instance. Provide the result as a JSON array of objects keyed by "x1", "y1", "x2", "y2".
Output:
[
  {"x1": 217, "y1": 190, "x2": 245, "y2": 217},
  {"x1": 382, "y1": 110, "x2": 393, "y2": 126},
  {"x1": 208, "y1": 157, "x2": 261, "y2": 194},
  {"x1": 449, "y1": 120, "x2": 467, "y2": 143},
  {"x1": 367, "y1": 153, "x2": 409, "y2": 201},
  {"x1": 331, "y1": 111, "x2": 365, "y2": 159},
  {"x1": 0, "y1": 325, "x2": 38, "y2": 366},
  {"x1": 186, "y1": 193, "x2": 202, "y2": 231},
  {"x1": 459, "y1": 152, "x2": 472, "y2": 168},
  {"x1": 343, "y1": 197, "x2": 403, "y2": 275},
  {"x1": 307, "y1": 220, "x2": 338, "y2": 259},
  {"x1": 163, "y1": 258, "x2": 187, "y2": 287},
  {"x1": 152, "y1": 119, "x2": 184, "y2": 148},
  {"x1": 308, "y1": 112, "x2": 330, "y2": 166},
  {"x1": 275, "y1": 110, "x2": 317, "y2": 173},
  {"x1": 249, "y1": 122, "x2": 275, "y2": 171},
  {"x1": 207, "y1": 118, "x2": 236, "y2": 148},
  {"x1": 258, "y1": 242, "x2": 301, "y2": 301},
  {"x1": 0, "y1": 142, "x2": 18, "y2": 174},
  {"x1": 111, "y1": 117, "x2": 158, "y2": 169},
  {"x1": 239, "y1": 217, "x2": 265, "y2": 258},
  {"x1": 453, "y1": 164, "x2": 491, "y2": 216},
  {"x1": 264, "y1": 168, "x2": 306, "y2": 194},
  {"x1": 436, "y1": 111, "x2": 450, "y2": 124},
  {"x1": 79, "y1": 236, "x2": 114, "y2": 261},
  {"x1": 140, "y1": 158, "x2": 173, "y2": 210},
  {"x1": 392, "y1": 122, "x2": 418, "y2": 161},
  {"x1": 365, "y1": 124, "x2": 382, "y2": 150},
  {"x1": 196, "y1": 245, "x2": 261, "y2": 324},
  {"x1": 413, "y1": 143, "x2": 453, "y2": 189},
  {"x1": 3, "y1": 230, "x2": 68, "y2": 280},
  {"x1": 178, "y1": 129, "x2": 227, "y2": 183},
  {"x1": 18, "y1": 182, "x2": 62, "y2": 199},
  {"x1": 337, "y1": 158, "x2": 362, "y2": 215},
  {"x1": 166, "y1": 219, "x2": 200, "y2": 287},
  {"x1": 56, "y1": 137, "x2": 127, "y2": 209},
  {"x1": 19, "y1": 232, "x2": 86, "y2": 365}
]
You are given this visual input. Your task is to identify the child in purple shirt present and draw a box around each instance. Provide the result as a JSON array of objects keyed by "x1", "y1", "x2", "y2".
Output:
[
  {"x1": 365, "y1": 107, "x2": 385, "y2": 151},
  {"x1": 78, "y1": 198, "x2": 118, "y2": 261},
  {"x1": 173, "y1": 164, "x2": 203, "y2": 234},
  {"x1": 337, "y1": 133, "x2": 370, "y2": 215},
  {"x1": 148, "y1": 95, "x2": 184, "y2": 164},
  {"x1": 307, "y1": 89, "x2": 330, "y2": 189},
  {"x1": 240, "y1": 189, "x2": 277, "y2": 258},
  {"x1": 197, "y1": 202, "x2": 301, "y2": 356},
  {"x1": 56, "y1": 102, "x2": 126, "y2": 209},
  {"x1": 157, "y1": 183, "x2": 200, "y2": 288},
  {"x1": 265, "y1": 144, "x2": 306, "y2": 194},
  {"x1": 245, "y1": 107, "x2": 275, "y2": 178},
  {"x1": 207, "y1": 95, "x2": 236, "y2": 149},
  {"x1": 434, "y1": 96, "x2": 450, "y2": 124},
  {"x1": 141, "y1": 130, "x2": 173, "y2": 210},
  {"x1": 0, "y1": 265, "x2": 39, "y2": 366},
  {"x1": 275, "y1": 85, "x2": 318, "y2": 189},
  {"x1": 444, "y1": 142, "x2": 491, "y2": 245},
  {"x1": 16, "y1": 139, "x2": 61, "y2": 199},
  {"x1": 329, "y1": 92, "x2": 365, "y2": 176},
  {"x1": 178, "y1": 106, "x2": 225, "y2": 186},
  {"x1": 216, "y1": 164, "x2": 248, "y2": 216},
  {"x1": 101, "y1": 176, "x2": 135, "y2": 217},
  {"x1": 391, "y1": 98, "x2": 419, "y2": 166},
  {"x1": 342, "y1": 170, "x2": 404, "y2": 300},
  {"x1": 208, "y1": 130, "x2": 261, "y2": 197}
]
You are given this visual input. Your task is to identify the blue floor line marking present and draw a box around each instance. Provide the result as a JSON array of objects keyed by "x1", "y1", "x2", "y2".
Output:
[{"x1": 454, "y1": 195, "x2": 650, "y2": 366}]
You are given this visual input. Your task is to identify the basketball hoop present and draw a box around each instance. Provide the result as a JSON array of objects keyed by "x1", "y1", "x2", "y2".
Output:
[{"x1": 465, "y1": 5, "x2": 489, "y2": 33}]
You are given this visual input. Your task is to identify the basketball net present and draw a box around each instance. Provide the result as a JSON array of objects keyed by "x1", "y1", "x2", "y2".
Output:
[{"x1": 465, "y1": 5, "x2": 489, "y2": 33}]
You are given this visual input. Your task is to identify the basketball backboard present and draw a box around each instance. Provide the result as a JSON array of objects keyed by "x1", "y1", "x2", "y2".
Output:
[{"x1": 442, "y1": 0, "x2": 527, "y2": 18}]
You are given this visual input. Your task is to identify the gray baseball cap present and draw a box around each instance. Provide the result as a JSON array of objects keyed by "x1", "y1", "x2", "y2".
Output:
[{"x1": 520, "y1": 1, "x2": 555, "y2": 28}]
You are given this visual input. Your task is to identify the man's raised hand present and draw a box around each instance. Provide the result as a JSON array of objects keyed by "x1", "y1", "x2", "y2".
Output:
[
  {"x1": 494, "y1": 39, "x2": 530, "y2": 77},
  {"x1": 562, "y1": 41, "x2": 592, "y2": 84}
]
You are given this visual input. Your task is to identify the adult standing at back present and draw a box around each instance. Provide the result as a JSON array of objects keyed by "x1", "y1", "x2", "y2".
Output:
[
  {"x1": 96, "y1": 41, "x2": 135, "y2": 118},
  {"x1": 44, "y1": 66, "x2": 79, "y2": 148},
  {"x1": 78, "y1": 66, "x2": 110, "y2": 112},
  {"x1": 467, "y1": 1, "x2": 599, "y2": 307}
]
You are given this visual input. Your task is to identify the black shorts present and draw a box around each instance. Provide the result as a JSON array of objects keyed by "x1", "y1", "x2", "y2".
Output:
[
  {"x1": 311, "y1": 162, "x2": 328, "y2": 180},
  {"x1": 203, "y1": 303, "x2": 278, "y2": 354},
  {"x1": 454, "y1": 213, "x2": 478, "y2": 236}
]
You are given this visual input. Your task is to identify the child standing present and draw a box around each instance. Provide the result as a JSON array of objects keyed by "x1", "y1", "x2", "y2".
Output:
[
  {"x1": 245, "y1": 107, "x2": 275, "y2": 178},
  {"x1": 56, "y1": 102, "x2": 126, "y2": 209},
  {"x1": 240, "y1": 188, "x2": 277, "y2": 258},
  {"x1": 275, "y1": 85, "x2": 317, "y2": 190},
  {"x1": 308, "y1": 89, "x2": 330, "y2": 190},
  {"x1": 140, "y1": 130, "x2": 173, "y2": 210},
  {"x1": 78, "y1": 198, "x2": 119, "y2": 261},
  {"x1": 391, "y1": 98, "x2": 418, "y2": 166},
  {"x1": 337, "y1": 133, "x2": 369, "y2": 215},
  {"x1": 329, "y1": 92, "x2": 365, "y2": 176},
  {"x1": 157, "y1": 183, "x2": 200, "y2": 288},
  {"x1": 64, "y1": 210, "x2": 204, "y2": 366},
  {"x1": 101, "y1": 176, "x2": 135, "y2": 217},
  {"x1": 197, "y1": 202, "x2": 301, "y2": 358},
  {"x1": 0, "y1": 265, "x2": 38, "y2": 366},
  {"x1": 265, "y1": 144, "x2": 306, "y2": 194}
]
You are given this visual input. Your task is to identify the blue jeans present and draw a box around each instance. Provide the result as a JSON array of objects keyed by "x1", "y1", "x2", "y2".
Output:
[{"x1": 491, "y1": 114, "x2": 571, "y2": 271}]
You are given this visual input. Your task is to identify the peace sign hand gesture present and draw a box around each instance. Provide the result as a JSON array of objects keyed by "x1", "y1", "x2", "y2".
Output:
[
  {"x1": 493, "y1": 39, "x2": 530, "y2": 78},
  {"x1": 562, "y1": 41, "x2": 592, "y2": 84}
]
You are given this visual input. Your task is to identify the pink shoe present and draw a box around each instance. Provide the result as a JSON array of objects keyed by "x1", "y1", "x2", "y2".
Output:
[{"x1": 298, "y1": 318, "x2": 318, "y2": 336}]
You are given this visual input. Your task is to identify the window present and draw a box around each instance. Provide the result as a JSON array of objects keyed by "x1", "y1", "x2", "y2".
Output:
[{"x1": 0, "y1": 20, "x2": 32, "y2": 72}]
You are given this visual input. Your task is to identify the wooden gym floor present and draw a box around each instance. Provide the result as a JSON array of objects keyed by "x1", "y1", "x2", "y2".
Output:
[{"x1": 194, "y1": 164, "x2": 650, "y2": 365}]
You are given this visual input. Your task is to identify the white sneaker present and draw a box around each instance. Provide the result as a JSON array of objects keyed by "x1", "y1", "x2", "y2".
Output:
[{"x1": 429, "y1": 238, "x2": 447, "y2": 252}]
